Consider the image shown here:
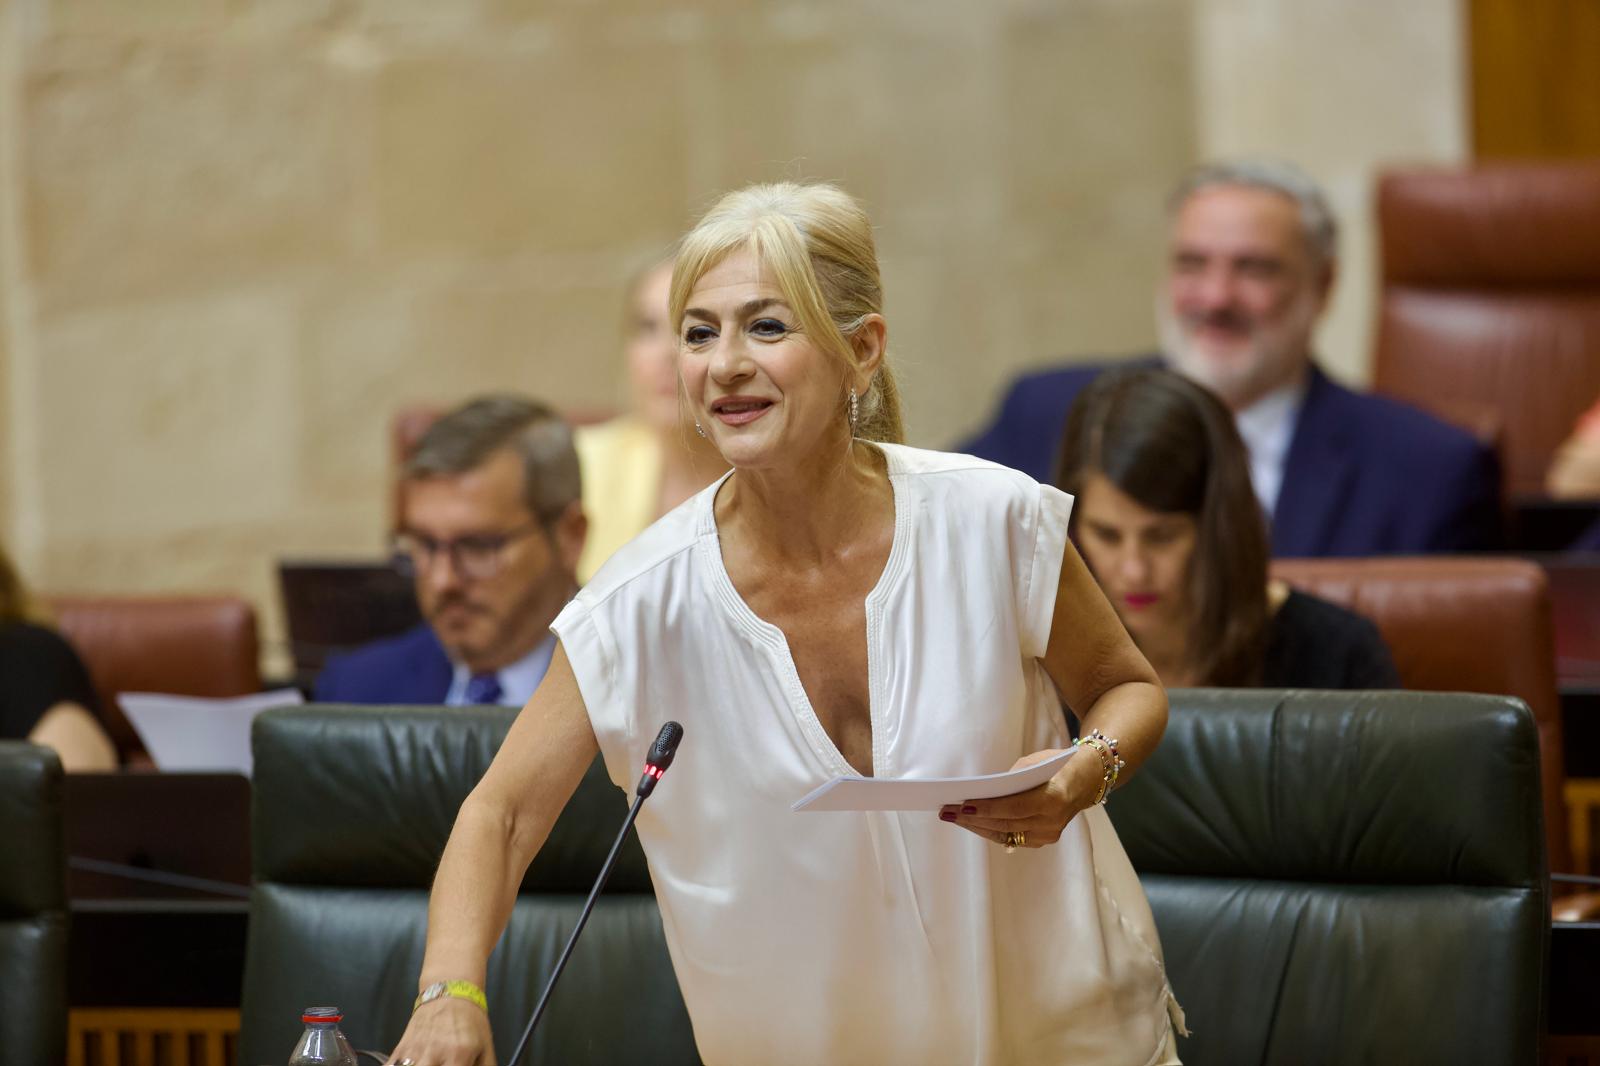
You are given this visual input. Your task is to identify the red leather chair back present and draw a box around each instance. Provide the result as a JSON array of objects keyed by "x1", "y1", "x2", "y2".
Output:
[
  {"x1": 1374, "y1": 163, "x2": 1600, "y2": 496},
  {"x1": 45, "y1": 596, "x2": 261, "y2": 765},
  {"x1": 1271, "y1": 556, "x2": 1569, "y2": 872}
]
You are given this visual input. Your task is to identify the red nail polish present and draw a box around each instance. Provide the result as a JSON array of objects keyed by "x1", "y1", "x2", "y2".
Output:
[
  {"x1": 939, "y1": 810, "x2": 957, "y2": 822},
  {"x1": 962, "y1": 805, "x2": 977, "y2": 815}
]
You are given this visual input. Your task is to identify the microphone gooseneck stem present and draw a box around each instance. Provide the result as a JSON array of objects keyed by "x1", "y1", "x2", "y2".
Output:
[{"x1": 504, "y1": 791, "x2": 647, "y2": 1066}]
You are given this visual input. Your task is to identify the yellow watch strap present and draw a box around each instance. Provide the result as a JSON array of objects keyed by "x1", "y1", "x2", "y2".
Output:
[{"x1": 413, "y1": 979, "x2": 488, "y2": 1014}]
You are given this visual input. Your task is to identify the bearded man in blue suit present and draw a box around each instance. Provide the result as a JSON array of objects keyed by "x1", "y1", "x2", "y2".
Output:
[
  {"x1": 316, "y1": 396, "x2": 587, "y2": 706},
  {"x1": 960, "y1": 160, "x2": 1503, "y2": 557}
]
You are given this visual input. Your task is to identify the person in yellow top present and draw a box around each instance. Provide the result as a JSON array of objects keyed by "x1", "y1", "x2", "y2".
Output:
[
  {"x1": 1549, "y1": 396, "x2": 1600, "y2": 501},
  {"x1": 574, "y1": 258, "x2": 728, "y2": 579}
]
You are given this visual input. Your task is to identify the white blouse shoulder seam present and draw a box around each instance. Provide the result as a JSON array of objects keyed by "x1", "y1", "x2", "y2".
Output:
[{"x1": 577, "y1": 536, "x2": 701, "y2": 614}]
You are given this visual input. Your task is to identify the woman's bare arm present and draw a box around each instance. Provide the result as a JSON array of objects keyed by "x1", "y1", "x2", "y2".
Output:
[
  {"x1": 387, "y1": 642, "x2": 599, "y2": 1066},
  {"x1": 1039, "y1": 537, "x2": 1167, "y2": 781},
  {"x1": 942, "y1": 538, "x2": 1166, "y2": 847},
  {"x1": 29, "y1": 701, "x2": 117, "y2": 772}
]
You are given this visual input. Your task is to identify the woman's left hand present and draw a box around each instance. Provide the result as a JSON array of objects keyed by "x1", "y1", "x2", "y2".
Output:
[{"x1": 938, "y1": 747, "x2": 1103, "y2": 849}]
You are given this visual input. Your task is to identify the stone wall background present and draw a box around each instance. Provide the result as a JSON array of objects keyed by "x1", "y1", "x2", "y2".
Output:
[{"x1": 0, "y1": 0, "x2": 1465, "y2": 674}]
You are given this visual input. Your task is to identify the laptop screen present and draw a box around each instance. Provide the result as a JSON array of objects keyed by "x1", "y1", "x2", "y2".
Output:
[
  {"x1": 277, "y1": 559, "x2": 422, "y2": 686},
  {"x1": 64, "y1": 772, "x2": 251, "y2": 900}
]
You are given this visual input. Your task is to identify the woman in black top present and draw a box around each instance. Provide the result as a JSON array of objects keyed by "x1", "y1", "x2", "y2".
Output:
[
  {"x1": 1056, "y1": 368, "x2": 1398, "y2": 689},
  {"x1": 1, "y1": 545, "x2": 116, "y2": 769}
]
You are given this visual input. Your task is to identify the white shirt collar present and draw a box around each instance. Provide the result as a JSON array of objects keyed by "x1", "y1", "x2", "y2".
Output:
[
  {"x1": 1233, "y1": 374, "x2": 1309, "y2": 518},
  {"x1": 445, "y1": 633, "x2": 557, "y2": 708}
]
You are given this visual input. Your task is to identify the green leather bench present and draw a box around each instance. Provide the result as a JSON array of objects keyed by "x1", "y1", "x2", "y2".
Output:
[
  {"x1": 1112, "y1": 689, "x2": 1547, "y2": 1065},
  {"x1": 0, "y1": 741, "x2": 69, "y2": 1066},
  {"x1": 238, "y1": 691, "x2": 1546, "y2": 1065},
  {"x1": 237, "y1": 706, "x2": 697, "y2": 1065}
]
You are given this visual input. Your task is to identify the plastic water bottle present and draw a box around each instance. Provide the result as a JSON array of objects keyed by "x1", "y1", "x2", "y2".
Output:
[{"x1": 287, "y1": 1007, "x2": 358, "y2": 1065}]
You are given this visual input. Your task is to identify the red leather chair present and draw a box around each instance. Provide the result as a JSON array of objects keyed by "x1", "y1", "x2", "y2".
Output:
[
  {"x1": 45, "y1": 596, "x2": 261, "y2": 766},
  {"x1": 1270, "y1": 557, "x2": 1572, "y2": 875},
  {"x1": 1374, "y1": 163, "x2": 1600, "y2": 497}
]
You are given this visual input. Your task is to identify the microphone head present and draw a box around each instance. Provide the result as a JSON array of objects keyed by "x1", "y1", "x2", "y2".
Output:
[{"x1": 648, "y1": 721, "x2": 684, "y2": 771}]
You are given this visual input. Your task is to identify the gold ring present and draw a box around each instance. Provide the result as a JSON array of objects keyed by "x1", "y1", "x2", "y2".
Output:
[
  {"x1": 398, "y1": 1059, "x2": 416, "y2": 1066},
  {"x1": 1003, "y1": 830, "x2": 1025, "y2": 852}
]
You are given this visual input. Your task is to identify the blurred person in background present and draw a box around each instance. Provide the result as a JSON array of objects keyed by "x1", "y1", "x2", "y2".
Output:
[
  {"x1": 315, "y1": 395, "x2": 586, "y2": 707},
  {"x1": 962, "y1": 158, "x2": 1503, "y2": 557},
  {"x1": 573, "y1": 257, "x2": 728, "y2": 579},
  {"x1": 0, "y1": 543, "x2": 117, "y2": 770},
  {"x1": 1547, "y1": 396, "x2": 1600, "y2": 550},
  {"x1": 1548, "y1": 397, "x2": 1600, "y2": 501},
  {"x1": 1058, "y1": 367, "x2": 1399, "y2": 689}
]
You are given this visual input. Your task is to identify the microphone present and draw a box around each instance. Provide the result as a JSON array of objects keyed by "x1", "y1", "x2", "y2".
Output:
[
  {"x1": 504, "y1": 722, "x2": 684, "y2": 1066},
  {"x1": 636, "y1": 720, "x2": 683, "y2": 798}
]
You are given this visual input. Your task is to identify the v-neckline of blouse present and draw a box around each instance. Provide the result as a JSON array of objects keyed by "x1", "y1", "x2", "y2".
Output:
[{"x1": 698, "y1": 441, "x2": 913, "y2": 780}]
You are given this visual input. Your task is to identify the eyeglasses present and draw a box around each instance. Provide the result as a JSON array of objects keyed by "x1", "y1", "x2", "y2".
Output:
[{"x1": 390, "y1": 519, "x2": 545, "y2": 581}]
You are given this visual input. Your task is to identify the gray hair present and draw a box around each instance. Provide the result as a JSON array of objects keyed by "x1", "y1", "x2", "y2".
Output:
[
  {"x1": 1168, "y1": 159, "x2": 1339, "y2": 270},
  {"x1": 404, "y1": 395, "x2": 581, "y2": 526}
]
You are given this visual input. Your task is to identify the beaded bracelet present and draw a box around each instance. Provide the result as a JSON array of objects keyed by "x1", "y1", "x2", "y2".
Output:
[{"x1": 1073, "y1": 729, "x2": 1127, "y2": 805}]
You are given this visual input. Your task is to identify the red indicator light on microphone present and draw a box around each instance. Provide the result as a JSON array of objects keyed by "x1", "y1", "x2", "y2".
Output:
[{"x1": 634, "y1": 722, "x2": 682, "y2": 800}]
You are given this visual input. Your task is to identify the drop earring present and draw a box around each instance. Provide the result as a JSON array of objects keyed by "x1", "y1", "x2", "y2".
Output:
[
  {"x1": 848, "y1": 388, "x2": 860, "y2": 433},
  {"x1": 694, "y1": 420, "x2": 707, "y2": 438}
]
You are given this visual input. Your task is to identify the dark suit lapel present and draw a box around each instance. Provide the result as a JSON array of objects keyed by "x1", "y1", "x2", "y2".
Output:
[
  {"x1": 414, "y1": 626, "x2": 456, "y2": 704},
  {"x1": 1271, "y1": 366, "x2": 1357, "y2": 556}
]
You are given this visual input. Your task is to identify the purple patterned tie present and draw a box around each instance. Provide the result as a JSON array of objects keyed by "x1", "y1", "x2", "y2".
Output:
[{"x1": 465, "y1": 672, "x2": 503, "y2": 706}]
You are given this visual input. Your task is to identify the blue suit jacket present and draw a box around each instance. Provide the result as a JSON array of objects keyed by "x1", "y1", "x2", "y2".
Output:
[
  {"x1": 957, "y1": 359, "x2": 1504, "y2": 556},
  {"x1": 313, "y1": 623, "x2": 454, "y2": 705}
]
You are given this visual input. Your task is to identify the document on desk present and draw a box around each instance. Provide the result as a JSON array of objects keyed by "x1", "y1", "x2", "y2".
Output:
[
  {"x1": 792, "y1": 748, "x2": 1075, "y2": 812},
  {"x1": 120, "y1": 690, "x2": 305, "y2": 775}
]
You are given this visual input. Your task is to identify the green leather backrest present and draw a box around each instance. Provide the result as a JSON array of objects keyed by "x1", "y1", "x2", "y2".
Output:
[
  {"x1": 0, "y1": 741, "x2": 68, "y2": 1066},
  {"x1": 1111, "y1": 690, "x2": 1548, "y2": 1066},
  {"x1": 238, "y1": 706, "x2": 696, "y2": 1066},
  {"x1": 239, "y1": 694, "x2": 1548, "y2": 1066}
]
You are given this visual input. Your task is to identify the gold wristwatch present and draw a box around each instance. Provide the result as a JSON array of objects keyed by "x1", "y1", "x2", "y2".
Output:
[{"x1": 413, "y1": 979, "x2": 488, "y2": 1014}]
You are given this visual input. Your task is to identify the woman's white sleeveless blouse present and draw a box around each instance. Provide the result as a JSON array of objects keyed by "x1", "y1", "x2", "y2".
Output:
[{"x1": 552, "y1": 444, "x2": 1182, "y2": 1065}]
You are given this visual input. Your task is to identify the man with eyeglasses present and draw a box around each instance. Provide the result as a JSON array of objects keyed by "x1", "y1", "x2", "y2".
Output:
[{"x1": 315, "y1": 395, "x2": 587, "y2": 707}]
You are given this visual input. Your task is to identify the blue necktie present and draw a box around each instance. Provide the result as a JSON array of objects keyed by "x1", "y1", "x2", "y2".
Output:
[{"x1": 465, "y1": 672, "x2": 503, "y2": 706}]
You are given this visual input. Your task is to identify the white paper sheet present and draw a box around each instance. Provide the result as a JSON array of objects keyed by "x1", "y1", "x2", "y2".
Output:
[
  {"x1": 791, "y1": 748, "x2": 1075, "y2": 812},
  {"x1": 119, "y1": 689, "x2": 305, "y2": 775}
]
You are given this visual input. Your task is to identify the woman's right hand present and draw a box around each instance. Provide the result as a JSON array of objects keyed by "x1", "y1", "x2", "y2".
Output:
[
  {"x1": 385, "y1": 998, "x2": 496, "y2": 1066},
  {"x1": 387, "y1": 646, "x2": 598, "y2": 1065}
]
